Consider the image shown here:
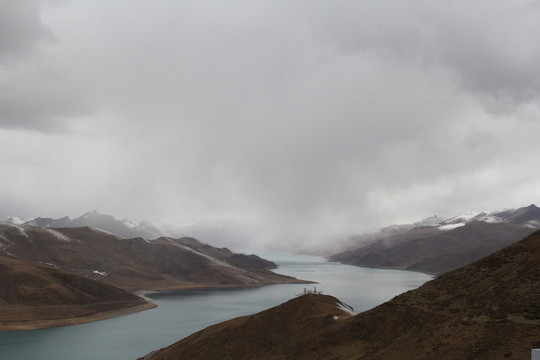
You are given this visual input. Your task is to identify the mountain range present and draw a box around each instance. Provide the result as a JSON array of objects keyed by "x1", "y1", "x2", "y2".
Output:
[
  {"x1": 21, "y1": 210, "x2": 165, "y2": 240},
  {"x1": 0, "y1": 223, "x2": 306, "y2": 329},
  {"x1": 437, "y1": 204, "x2": 540, "y2": 229},
  {"x1": 0, "y1": 210, "x2": 252, "y2": 250},
  {"x1": 0, "y1": 224, "x2": 303, "y2": 291},
  {"x1": 329, "y1": 204, "x2": 540, "y2": 275},
  {"x1": 140, "y1": 230, "x2": 540, "y2": 360}
]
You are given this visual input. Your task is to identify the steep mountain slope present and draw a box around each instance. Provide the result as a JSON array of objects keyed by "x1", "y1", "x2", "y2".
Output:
[
  {"x1": 330, "y1": 222, "x2": 535, "y2": 274},
  {"x1": 0, "y1": 224, "x2": 303, "y2": 291},
  {"x1": 329, "y1": 204, "x2": 540, "y2": 275},
  {"x1": 0, "y1": 254, "x2": 153, "y2": 330},
  {"x1": 142, "y1": 231, "x2": 540, "y2": 360}
]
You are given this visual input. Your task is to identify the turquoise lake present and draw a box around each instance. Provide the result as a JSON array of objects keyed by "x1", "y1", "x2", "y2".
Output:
[{"x1": 0, "y1": 254, "x2": 431, "y2": 360}]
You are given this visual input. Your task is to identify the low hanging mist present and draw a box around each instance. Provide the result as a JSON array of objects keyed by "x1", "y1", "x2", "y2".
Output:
[{"x1": 1, "y1": 1, "x2": 540, "y2": 251}]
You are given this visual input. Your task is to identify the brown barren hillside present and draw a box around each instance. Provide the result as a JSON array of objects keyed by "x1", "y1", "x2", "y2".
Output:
[
  {"x1": 0, "y1": 254, "x2": 154, "y2": 330},
  {"x1": 329, "y1": 221, "x2": 536, "y2": 275},
  {"x1": 0, "y1": 224, "x2": 306, "y2": 291},
  {"x1": 141, "y1": 294, "x2": 355, "y2": 360},
  {"x1": 142, "y1": 231, "x2": 540, "y2": 360},
  {"x1": 0, "y1": 224, "x2": 306, "y2": 330}
]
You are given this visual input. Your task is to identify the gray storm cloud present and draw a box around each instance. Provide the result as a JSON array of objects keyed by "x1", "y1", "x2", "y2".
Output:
[
  {"x1": 1, "y1": 0, "x2": 540, "y2": 250},
  {"x1": 0, "y1": 1, "x2": 51, "y2": 60},
  {"x1": 0, "y1": 1, "x2": 95, "y2": 131}
]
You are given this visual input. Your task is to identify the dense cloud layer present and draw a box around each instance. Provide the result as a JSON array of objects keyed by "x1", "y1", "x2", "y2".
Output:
[{"x1": 1, "y1": 1, "x2": 540, "y2": 250}]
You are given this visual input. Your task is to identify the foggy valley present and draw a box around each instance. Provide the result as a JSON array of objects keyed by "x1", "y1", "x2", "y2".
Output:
[{"x1": 1, "y1": 1, "x2": 540, "y2": 359}]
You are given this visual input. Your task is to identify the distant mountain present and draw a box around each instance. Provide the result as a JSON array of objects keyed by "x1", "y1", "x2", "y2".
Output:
[
  {"x1": 301, "y1": 222, "x2": 421, "y2": 256},
  {"x1": 329, "y1": 204, "x2": 540, "y2": 275},
  {"x1": 140, "y1": 230, "x2": 540, "y2": 360},
  {"x1": 0, "y1": 253, "x2": 152, "y2": 330},
  {"x1": 0, "y1": 224, "x2": 304, "y2": 292},
  {"x1": 438, "y1": 204, "x2": 540, "y2": 230},
  {"x1": 0, "y1": 216, "x2": 32, "y2": 225},
  {"x1": 24, "y1": 216, "x2": 73, "y2": 228},
  {"x1": 156, "y1": 218, "x2": 256, "y2": 251},
  {"x1": 23, "y1": 210, "x2": 164, "y2": 239},
  {"x1": 13, "y1": 211, "x2": 252, "y2": 250},
  {"x1": 414, "y1": 214, "x2": 447, "y2": 227},
  {"x1": 330, "y1": 222, "x2": 535, "y2": 275}
]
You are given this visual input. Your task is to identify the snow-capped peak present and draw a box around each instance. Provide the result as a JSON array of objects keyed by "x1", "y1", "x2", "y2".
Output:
[
  {"x1": 0, "y1": 216, "x2": 32, "y2": 225},
  {"x1": 414, "y1": 215, "x2": 446, "y2": 227},
  {"x1": 436, "y1": 205, "x2": 540, "y2": 230},
  {"x1": 121, "y1": 218, "x2": 139, "y2": 228}
]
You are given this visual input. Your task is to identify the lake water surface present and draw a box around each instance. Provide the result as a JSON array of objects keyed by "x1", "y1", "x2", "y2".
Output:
[{"x1": 0, "y1": 254, "x2": 431, "y2": 360}]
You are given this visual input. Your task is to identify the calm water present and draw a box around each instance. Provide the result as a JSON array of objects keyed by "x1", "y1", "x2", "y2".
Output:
[{"x1": 0, "y1": 254, "x2": 431, "y2": 360}]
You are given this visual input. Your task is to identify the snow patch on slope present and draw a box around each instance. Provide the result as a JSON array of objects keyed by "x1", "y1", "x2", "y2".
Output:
[
  {"x1": 447, "y1": 211, "x2": 480, "y2": 223},
  {"x1": 415, "y1": 215, "x2": 447, "y2": 227},
  {"x1": 177, "y1": 243, "x2": 239, "y2": 270},
  {"x1": 45, "y1": 228, "x2": 72, "y2": 242},
  {"x1": 438, "y1": 223, "x2": 466, "y2": 231},
  {"x1": 122, "y1": 219, "x2": 138, "y2": 229},
  {"x1": 524, "y1": 220, "x2": 540, "y2": 228},
  {"x1": 8, "y1": 224, "x2": 30, "y2": 238},
  {"x1": 438, "y1": 210, "x2": 504, "y2": 230},
  {"x1": 163, "y1": 238, "x2": 259, "y2": 283},
  {"x1": 337, "y1": 300, "x2": 355, "y2": 316},
  {"x1": 332, "y1": 299, "x2": 355, "y2": 320},
  {"x1": 88, "y1": 226, "x2": 122, "y2": 239}
]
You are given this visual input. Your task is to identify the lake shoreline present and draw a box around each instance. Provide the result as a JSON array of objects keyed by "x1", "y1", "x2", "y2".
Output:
[
  {"x1": 0, "y1": 254, "x2": 432, "y2": 360},
  {"x1": 0, "y1": 302, "x2": 158, "y2": 331},
  {"x1": 1, "y1": 278, "x2": 314, "y2": 331}
]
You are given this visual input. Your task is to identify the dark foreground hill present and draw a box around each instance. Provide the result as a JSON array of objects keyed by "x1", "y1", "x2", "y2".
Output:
[
  {"x1": 0, "y1": 254, "x2": 153, "y2": 330},
  {"x1": 139, "y1": 294, "x2": 355, "y2": 360},
  {"x1": 0, "y1": 224, "x2": 303, "y2": 291},
  {"x1": 142, "y1": 231, "x2": 540, "y2": 360}
]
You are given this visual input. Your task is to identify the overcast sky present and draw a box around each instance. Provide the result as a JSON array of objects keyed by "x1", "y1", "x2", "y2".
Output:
[{"x1": 1, "y1": 0, "x2": 540, "y2": 249}]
